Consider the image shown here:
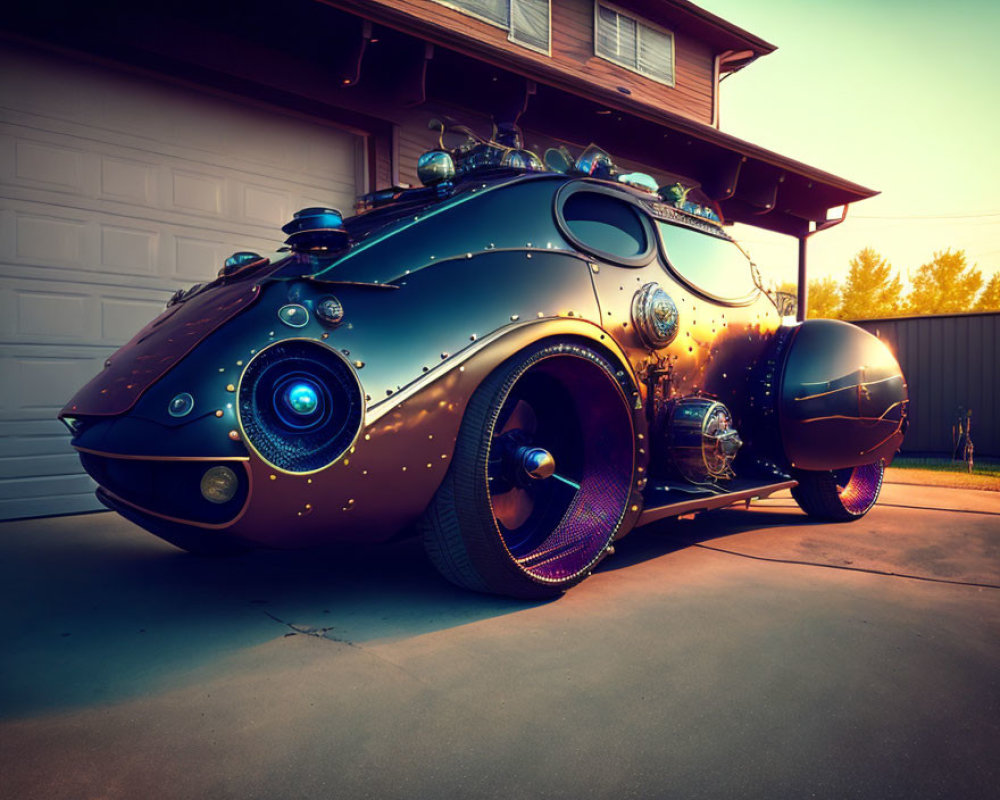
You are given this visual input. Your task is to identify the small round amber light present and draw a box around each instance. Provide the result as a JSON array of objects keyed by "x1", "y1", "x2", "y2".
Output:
[{"x1": 200, "y1": 466, "x2": 238, "y2": 504}]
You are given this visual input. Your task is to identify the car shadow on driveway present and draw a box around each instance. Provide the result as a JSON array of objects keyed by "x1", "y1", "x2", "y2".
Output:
[
  {"x1": 0, "y1": 504, "x2": 813, "y2": 718},
  {"x1": 603, "y1": 504, "x2": 807, "y2": 572}
]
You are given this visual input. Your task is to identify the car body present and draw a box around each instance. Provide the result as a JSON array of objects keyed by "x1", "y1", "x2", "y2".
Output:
[{"x1": 60, "y1": 138, "x2": 908, "y2": 598}]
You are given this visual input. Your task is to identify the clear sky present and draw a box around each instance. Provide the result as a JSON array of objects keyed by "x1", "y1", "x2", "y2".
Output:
[{"x1": 695, "y1": 0, "x2": 1000, "y2": 291}]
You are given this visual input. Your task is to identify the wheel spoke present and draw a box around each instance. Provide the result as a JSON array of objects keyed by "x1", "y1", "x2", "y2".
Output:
[
  {"x1": 551, "y1": 473, "x2": 580, "y2": 490},
  {"x1": 498, "y1": 398, "x2": 537, "y2": 437},
  {"x1": 492, "y1": 486, "x2": 534, "y2": 529}
]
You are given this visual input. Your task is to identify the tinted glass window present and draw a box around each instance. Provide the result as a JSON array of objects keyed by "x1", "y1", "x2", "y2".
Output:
[
  {"x1": 562, "y1": 192, "x2": 648, "y2": 260},
  {"x1": 657, "y1": 221, "x2": 757, "y2": 302}
]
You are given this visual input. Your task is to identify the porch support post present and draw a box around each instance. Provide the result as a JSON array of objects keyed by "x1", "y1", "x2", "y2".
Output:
[{"x1": 797, "y1": 235, "x2": 808, "y2": 322}]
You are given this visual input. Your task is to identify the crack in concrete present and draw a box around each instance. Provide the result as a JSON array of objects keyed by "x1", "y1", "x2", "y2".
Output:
[
  {"x1": 261, "y1": 610, "x2": 356, "y2": 645},
  {"x1": 692, "y1": 543, "x2": 1000, "y2": 590}
]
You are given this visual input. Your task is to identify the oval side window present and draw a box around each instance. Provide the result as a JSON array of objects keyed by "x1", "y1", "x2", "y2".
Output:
[{"x1": 557, "y1": 187, "x2": 652, "y2": 266}]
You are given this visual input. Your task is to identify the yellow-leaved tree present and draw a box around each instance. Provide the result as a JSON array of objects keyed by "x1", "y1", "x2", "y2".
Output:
[
  {"x1": 773, "y1": 278, "x2": 842, "y2": 318},
  {"x1": 805, "y1": 276, "x2": 843, "y2": 319},
  {"x1": 973, "y1": 271, "x2": 1000, "y2": 312},
  {"x1": 840, "y1": 248, "x2": 903, "y2": 319},
  {"x1": 905, "y1": 249, "x2": 982, "y2": 315}
]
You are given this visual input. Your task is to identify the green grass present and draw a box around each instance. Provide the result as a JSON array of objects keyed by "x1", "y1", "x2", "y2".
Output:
[
  {"x1": 891, "y1": 457, "x2": 1000, "y2": 478},
  {"x1": 885, "y1": 457, "x2": 1000, "y2": 491}
]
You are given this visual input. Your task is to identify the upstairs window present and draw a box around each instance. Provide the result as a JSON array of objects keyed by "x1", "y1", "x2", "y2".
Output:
[
  {"x1": 595, "y1": 3, "x2": 675, "y2": 86},
  {"x1": 434, "y1": 0, "x2": 551, "y2": 54}
]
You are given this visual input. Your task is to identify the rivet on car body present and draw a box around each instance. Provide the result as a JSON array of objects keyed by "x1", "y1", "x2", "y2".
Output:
[
  {"x1": 168, "y1": 393, "x2": 195, "y2": 417},
  {"x1": 316, "y1": 297, "x2": 344, "y2": 327}
]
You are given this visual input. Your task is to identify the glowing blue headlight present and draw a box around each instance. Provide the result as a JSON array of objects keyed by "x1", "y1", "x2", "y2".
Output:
[
  {"x1": 284, "y1": 382, "x2": 319, "y2": 416},
  {"x1": 271, "y1": 375, "x2": 327, "y2": 430}
]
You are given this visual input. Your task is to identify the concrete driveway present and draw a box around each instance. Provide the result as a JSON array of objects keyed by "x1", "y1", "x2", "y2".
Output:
[{"x1": 1, "y1": 483, "x2": 997, "y2": 800}]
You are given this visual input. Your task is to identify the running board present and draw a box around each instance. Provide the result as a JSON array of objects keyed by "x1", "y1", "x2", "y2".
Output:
[{"x1": 636, "y1": 480, "x2": 798, "y2": 527}]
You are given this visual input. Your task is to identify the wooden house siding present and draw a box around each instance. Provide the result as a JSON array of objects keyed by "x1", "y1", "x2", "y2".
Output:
[{"x1": 346, "y1": 0, "x2": 716, "y2": 125}]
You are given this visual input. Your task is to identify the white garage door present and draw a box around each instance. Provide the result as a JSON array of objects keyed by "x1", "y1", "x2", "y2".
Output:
[{"x1": 0, "y1": 42, "x2": 363, "y2": 520}]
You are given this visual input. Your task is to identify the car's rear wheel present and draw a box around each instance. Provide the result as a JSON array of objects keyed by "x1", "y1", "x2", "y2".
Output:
[
  {"x1": 420, "y1": 341, "x2": 636, "y2": 598},
  {"x1": 791, "y1": 461, "x2": 885, "y2": 521}
]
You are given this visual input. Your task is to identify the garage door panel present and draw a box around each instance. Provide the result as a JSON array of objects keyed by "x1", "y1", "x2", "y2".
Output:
[
  {"x1": 0, "y1": 453, "x2": 81, "y2": 480},
  {"x1": 12, "y1": 208, "x2": 93, "y2": 270},
  {"x1": 14, "y1": 289, "x2": 93, "y2": 341},
  {"x1": 0, "y1": 419, "x2": 75, "y2": 456},
  {"x1": 1, "y1": 42, "x2": 362, "y2": 519},
  {"x1": 171, "y1": 170, "x2": 224, "y2": 216},
  {"x1": 100, "y1": 225, "x2": 160, "y2": 275},
  {"x1": 1, "y1": 280, "x2": 177, "y2": 346},
  {"x1": 14, "y1": 138, "x2": 87, "y2": 194},
  {"x1": 0, "y1": 489, "x2": 101, "y2": 520},
  {"x1": 1, "y1": 159, "x2": 332, "y2": 249},
  {"x1": 2, "y1": 102, "x2": 359, "y2": 206},
  {"x1": 7, "y1": 355, "x2": 101, "y2": 415},
  {"x1": 241, "y1": 183, "x2": 293, "y2": 227},
  {"x1": 101, "y1": 297, "x2": 168, "y2": 344},
  {"x1": 2, "y1": 121, "x2": 356, "y2": 233},
  {"x1": 101, "y1": 155, "x2": 156, "y2": 205},
  {"x1": 0, "y1": 473, "x2": 96, "y2": 502},
  {"x1": 2, "y1": 200, "x2": 289, "y2": 291}
]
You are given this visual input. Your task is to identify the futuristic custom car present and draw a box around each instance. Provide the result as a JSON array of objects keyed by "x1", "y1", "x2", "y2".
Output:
[{"x1": 60, "y1": 125, "x2": 908, "y2": 598}]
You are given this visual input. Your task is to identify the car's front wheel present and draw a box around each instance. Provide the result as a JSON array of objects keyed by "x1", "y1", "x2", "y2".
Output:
[
  {"x1": 791, "y1": 461, "x2": 885, "y2": 521},
  {"x1": 420, "y1": 341, "x2": 636, "y2": 598}
]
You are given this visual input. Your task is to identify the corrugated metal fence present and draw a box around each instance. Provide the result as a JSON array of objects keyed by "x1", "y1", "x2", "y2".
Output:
[{"x1": 852, "y1": 312, "x2": 999, "y2": 458}]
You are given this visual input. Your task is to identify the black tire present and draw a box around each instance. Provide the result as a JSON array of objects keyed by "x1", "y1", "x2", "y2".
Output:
[
  {"x1": 419, "y1": 341, "x2": 636, "y2": 598},
  {"x1": 791, "y1": 461, "x2": 885, "y2": 521}
]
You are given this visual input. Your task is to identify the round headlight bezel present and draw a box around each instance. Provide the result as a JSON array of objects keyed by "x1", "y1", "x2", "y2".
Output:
[{"x1": 237, "y1": 339, "x2": 364, "y2": 475}]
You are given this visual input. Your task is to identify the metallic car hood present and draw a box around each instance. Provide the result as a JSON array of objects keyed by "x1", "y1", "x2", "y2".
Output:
[{"x1": 61, "y1": 281, "x2": 261, "y2": 417}]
